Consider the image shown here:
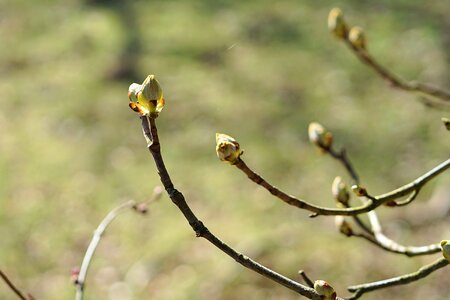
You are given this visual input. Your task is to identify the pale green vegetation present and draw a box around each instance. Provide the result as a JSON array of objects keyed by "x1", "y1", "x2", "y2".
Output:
[{"x1": 0, "y1": 0, "x2": 449, "y2": 299}]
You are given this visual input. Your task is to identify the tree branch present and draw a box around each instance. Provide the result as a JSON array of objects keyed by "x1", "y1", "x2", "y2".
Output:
[
  {"x1": 0, "y1": 269, "x2": 34, "y2": 300},
  {"x1": 74, "y1": 198, "x2": 151, "y2": 300},
  {"x1": 346, "y1": 258, "x2": 449, "y2": 299},
  {"x1": 233, "y1": 158, "x2": 449, "y2": 216},
  {"x1": 140, "y1": 116, "x2": 333, "y2": 300},
  {"x1": 344, "y1": 40, "x2": 450, "y2": 103}
]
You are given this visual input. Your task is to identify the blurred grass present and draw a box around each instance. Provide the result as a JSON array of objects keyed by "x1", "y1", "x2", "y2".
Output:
[{"x1": 0, "y1": 0, "x2": 449, "y2": 299}]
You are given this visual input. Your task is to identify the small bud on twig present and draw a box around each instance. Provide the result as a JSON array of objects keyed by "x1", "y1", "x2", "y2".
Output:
[
  {"x1": 314, "y1": 280, "x2": 337, "y2": 300},
  {"x1": 335, "y1": 216, "x2": 353, "y2": 236},
  {"x1": 70, "y1": 267, "x2": 80, "y2": 284},
  {"x1": 351, "y1": 184, "x2": 367, "y2": 197},
  {"x1": 128, "y1": 75, "x2": 165, "y2": 118},
  {"x1": 442, "y1": 117, "x2": 450, "y2": 131},
  {"x1": 441, "y1": 240, "x2": 450, "y2": 261},
  {"x1": 349, "y1": 26, "x2": 366, "y2": 50},
  {"x1": 216, "y1": 133, "x2": 243, "y2": 165},
  {"x1": 134, "y1": 202, "x2": 149, "y2": 214},
  {"x1": 384, "y1": 200, "x2": 398, "y2": 207},
  {"x1": 331, "y1": 176, "x2": 350, "y2": 205},
  {"x1": 328, "y1": 8, "x2": 348, "y2": 39},
  {"x1": 308, "y1": 122, "x2": 333, "y2": 151}
]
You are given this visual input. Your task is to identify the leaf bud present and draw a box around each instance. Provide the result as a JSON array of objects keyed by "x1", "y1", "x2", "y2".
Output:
[
  {"x1": 441, "y1": 240, "x2": 450, "y2": 261},
  {"x1": 331, "y1": 176, "x2": 350, "y2": 205},
  {"x1": 335, "y1": 216, "x2": 353, "y2": 237},
  {"x1": 70, "y1": 267, "x2": 80, "y2": 284},
  {"x1": 314, "y1": 280, "x2": 337, "y2": 300},
  {"x1": 308, "y1": 122, "x2": 333, "y2": 151},
  {"x1": 349, "y1": 26, "x2": 366, "y2": 49},
  {"x1": 216, "y1": 133, "x2": 243, "y2": 165},
  {"x1": 328, "y1": 8, "x2": 348, "y2": 39},
  {"x1": 128, "y1": 75, "x2": 165, "y2": 118},
  {"x1": 351, "y1": 185, "x2": 367, "y2": 197}
]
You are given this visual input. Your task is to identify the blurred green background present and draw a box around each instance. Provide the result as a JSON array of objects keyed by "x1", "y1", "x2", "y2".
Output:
[{"x1": 1, "y1": 0, "x2": 449, "y2": 299}]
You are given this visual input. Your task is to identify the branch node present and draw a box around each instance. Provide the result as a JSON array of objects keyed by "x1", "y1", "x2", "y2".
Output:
[{"x1": 190, "y1": 220, "x2": 208, "y2": 237}]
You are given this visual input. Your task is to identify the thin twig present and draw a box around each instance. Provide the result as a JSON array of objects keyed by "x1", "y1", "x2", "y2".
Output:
[
  {"x1": 298, "y1": 270, "x2": 314, "y2": 288},
  {"x1": 141, "y1": 116, "x2": 334, "y2": 300},
  {"x1": 346, "y1": 258, "x2": 449, "y2": 299},
  {"x1": 0, "y1": 269, "x2": 33, "y2": 300},
  {"x1": 374, "y1": 159, "x2": 450, "y2": 202},
  {"x1": 234, "y1": 158, "x2": 449, "y2": 216},
  {"x1": 344, "y1": 40, "x2": 450, "y2": 103},
  {"x1": 366, "y1": 209, "x2": 441, "y2": 257},
  {"x1": 327, "y1": 147, "x2": 359, "y2": 185},
  {"x1": 75, "y1": 199, "x2": 150, "y2": 300}
]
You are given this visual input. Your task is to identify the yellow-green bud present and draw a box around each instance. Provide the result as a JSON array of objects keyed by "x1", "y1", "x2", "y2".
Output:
[
  {"x1": 216, "y1": 133, "x2": 243, "y2": 164},
  {"x1": 314, "y1": 280, "x2": 337, "y2": 300},
  {"x1": 142, "y1": 75, "x2": 163, "y2": 102},
  {"x1": 442, "y1": 117, "x2": 450, "y2": 131},
  {"x1": 441, "y1": 240, "x2": 450, "y2": 261},
  {"x1": 335, "y1": 216, "x2": 353, "y2": 237},
  {"x1": 331, "y1": 176, "x2": 350, "y2": 205},
  {"x1": 308, "y1": 122, "x2": 333, "y2": 150},
  {"x1": 349, "y1": 26, "x2": 366, "y2": 49},
  {"x1": 328, "y1": 8, "x2": 348, "y2": 39},
  {"x1": 351, "y1": 185, "x2": 367, "y2": 197},
  {"x1": 128, "y1": 75, "x2": 165, "y2": 118}
]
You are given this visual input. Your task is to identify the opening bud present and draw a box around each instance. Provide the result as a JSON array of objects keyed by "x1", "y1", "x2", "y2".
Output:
[
  {"x1": 216, "y1": 133, "x2": 243, "y2": 165},
  {"x1": 349, "y1": 26, "x2": 366, "y2": 50},
  {"x1": 308, "y1": 122, "x2": 333, "y2": 151},
  {"x1": 328, "y1": 8, "x2": 348, "y2": 39},
  {"x1": 331, "y1": 176, "x2": 350, "y2": 205},
  {"x1": 128, "y1": 75, "x2": 165, "y2": 118},
  {"x1": 441, "y1": 240, "x2": 450, "y2": 261},
  {"x1": 351, "y1": 185, "x2": 367, "y2": 197},
  {"x1": 314, "y1": 280, "x2": 337, "y2": 300}
]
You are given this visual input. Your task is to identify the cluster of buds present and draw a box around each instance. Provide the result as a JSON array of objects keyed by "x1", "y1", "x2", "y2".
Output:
[
  {"x1": 215, "y1": 133, "x2": 243, "y2": 165},
  {"x1": 314, "y1": 280, "x2": 337, "y2": 300},
  {"x1": 441, "y1": 240, "x2": 450, "y2": 261},
  {"x1": 328, "y1": 8, "x2": 367, "y2": 50},
  {"x1": 332, "y1": 177, "x2": 352, "y2": 236},
  {"x1": 308, "y1": 122, "x2": 333, "y2": 151},
  {"x1": 128, "y1": 75, "x2": 165, "y2": 118}
]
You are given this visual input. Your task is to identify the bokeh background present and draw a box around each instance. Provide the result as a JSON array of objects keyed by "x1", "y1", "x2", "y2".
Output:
[{"x1": 1, "y1": 0, "x2": 449, "y2": 299}]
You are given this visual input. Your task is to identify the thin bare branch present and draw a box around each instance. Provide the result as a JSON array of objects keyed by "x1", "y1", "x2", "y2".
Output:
[
  {"x1": 140, "y1": 116, "x2": 333, "y2": 300},
  {"x1": 298, "y1": 270, "x2": 314, "y2": 288},
  {"x1": 346, "y1": 258, "x2": 449, "y2": 299},
  {"x1": 0, "y1": 269, "x2": 34, "y2": 300},
  {"x1": 344, "y1": 40, "x2": 450, "y2": 103},
  {"x1": 373, "y1": 158, "x2": 450, "y2": 203},
  {"x1": 366, "y1": 209, "x2": 441, "y2": 256},
  {"x1": 74, "y1": 198, "x2": 152, "y2": 300},
  {"x1": 234, "y1": 158, "x2": 449, "y2": 216},
  {"x1": 327, "y1": 147, "x2": 359, "y2": 185}
]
